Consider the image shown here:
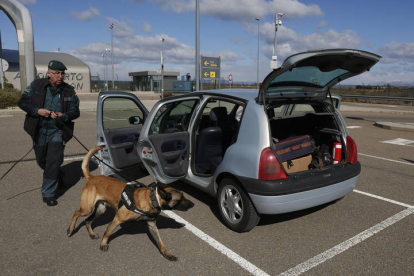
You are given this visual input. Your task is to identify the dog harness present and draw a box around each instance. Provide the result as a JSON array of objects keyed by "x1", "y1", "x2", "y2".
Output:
[{"x1": 119, "y1": 183, "x2": 161, "y2": 217}]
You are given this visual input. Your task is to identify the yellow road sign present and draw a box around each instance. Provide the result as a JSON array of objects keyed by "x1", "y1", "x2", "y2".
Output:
[{"x1": 210, "y1": 71, "x2": 215, "y2": 78}]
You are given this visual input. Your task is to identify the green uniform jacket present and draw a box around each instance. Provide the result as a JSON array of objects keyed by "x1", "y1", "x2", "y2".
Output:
[{"x1": 18, "y1": 78, "x2": 80, "y2": 142}]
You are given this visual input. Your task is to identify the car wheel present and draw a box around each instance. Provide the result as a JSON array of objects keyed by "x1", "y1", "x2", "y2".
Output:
[{"x1": 217, "y1": 178, "x2": 260, "y2": 232}]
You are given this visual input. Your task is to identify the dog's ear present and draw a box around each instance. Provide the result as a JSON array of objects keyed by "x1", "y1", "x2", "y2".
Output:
[{"x1": 157, "y1": 187, "x2": 172, "y2": 201}]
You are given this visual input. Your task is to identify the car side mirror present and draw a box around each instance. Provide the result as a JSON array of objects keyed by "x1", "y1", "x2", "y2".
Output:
[{"x1": 129, "y1": 116, "x2": 142, "y2": 125}]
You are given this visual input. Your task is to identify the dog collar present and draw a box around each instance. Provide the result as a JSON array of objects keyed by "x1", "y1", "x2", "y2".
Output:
[{"x1": 148, "y1": 183, "x2": 161, "y2": 212}]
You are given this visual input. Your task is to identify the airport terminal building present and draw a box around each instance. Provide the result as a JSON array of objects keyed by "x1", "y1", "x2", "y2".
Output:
[{"x1": 1, "y1": 49, "x2": 91, "y2": 93}]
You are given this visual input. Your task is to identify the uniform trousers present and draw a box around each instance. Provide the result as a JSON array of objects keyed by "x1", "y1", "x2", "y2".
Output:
[{"x1": 33, "y1": 132, "x2": 65, "y2": 198}]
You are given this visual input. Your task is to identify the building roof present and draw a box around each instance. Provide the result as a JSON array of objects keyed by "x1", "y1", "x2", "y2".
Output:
[
  {"x1": 129, "y1": 70, "x2": 180, "y2": 77},
  {"x1": 2, "y1": 49, "x2": 89, "y2": 68}
]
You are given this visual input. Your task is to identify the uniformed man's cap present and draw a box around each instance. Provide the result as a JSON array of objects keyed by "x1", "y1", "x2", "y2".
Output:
[{"x1": 48, "y1": 60, "x2": 67, "y2": 71}]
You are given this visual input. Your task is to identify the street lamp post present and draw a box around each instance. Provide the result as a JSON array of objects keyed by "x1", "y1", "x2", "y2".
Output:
[
  {"x1": 255, "y1": 18, "x2": 260, "y2": 89},
  {"x1": 195, "y1": 0, "x2": 200, "y2": 91},
  {"x1": 109, "y1": 23, "x2": 114, "y2": 89},
  {"x1": 271, "y1": 13, "x2": 284, "y2": 69},
  {"x1": 161, "y1": 38, "x2": 165, "y2": 99},
  {"x1": 105, "y1": 48, "x2": 110, "y2": 91},
  {"x1": 102, "y1": 54, "x2": 106, "y2": 91}
]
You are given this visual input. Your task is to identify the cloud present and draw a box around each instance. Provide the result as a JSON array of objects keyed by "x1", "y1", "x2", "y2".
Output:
[
  {"x1": 70, "y1": 7, "x2": 101, "y2": 21},
  {"x1": 316, "y1": 20, "x2": 328, "y2": 29},
  {"x1": 141, "y1": 22, "x2": 152, "y2": 34},
  {"x1": 155, "y1": 0, "x2": 323, "y2": 22},
  {"x1": 66, "y1": 35, "x2": 226, "y2": 65},
  {"x1": 18, "y1": 0, "x2": 36, "y2": 4},
  {"x1": 254, "y1": 22, "x2": 366, "y2": 61},
  {"x1": 67, "y1": 33, "x2": 240, "y2": 80},
  {"x1": 378, "y1": 41, "x2": 414, "y2": 63},
  {"x1": 105, "y1": 17, "x2": 136, "y2": 38}
]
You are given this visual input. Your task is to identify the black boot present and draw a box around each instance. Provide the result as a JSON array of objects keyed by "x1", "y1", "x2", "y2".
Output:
[{"x1": 43, "y1": 197, "x2": 58, "y2": 206}]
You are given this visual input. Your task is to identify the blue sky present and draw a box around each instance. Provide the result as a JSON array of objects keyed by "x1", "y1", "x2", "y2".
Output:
[{"x1": 1, "y1": 0, "x2": 414, "y2": 85}]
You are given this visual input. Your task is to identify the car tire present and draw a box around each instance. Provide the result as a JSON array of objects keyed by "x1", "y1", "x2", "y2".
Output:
[{"x1": 217, "y1": 178, "x2": 260, "y2": 232}]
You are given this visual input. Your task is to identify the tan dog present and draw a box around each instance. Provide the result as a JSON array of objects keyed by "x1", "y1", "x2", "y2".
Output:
[{"x1": 67, "y1": 145, "x2": 194, "y2": 261}]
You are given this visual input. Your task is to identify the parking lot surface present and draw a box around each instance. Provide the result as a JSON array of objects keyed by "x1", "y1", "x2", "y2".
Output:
[{"x1": 0, "y1": 97, "x2": 413, "y2": 275}]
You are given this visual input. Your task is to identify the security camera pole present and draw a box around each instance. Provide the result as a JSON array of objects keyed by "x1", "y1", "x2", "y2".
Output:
[
  {"x1": 255, "y1": 18, "x2": 260, "y2": 89},
  {"x1": 161, "y1": 38, "x2": 165, "y2": 99},
  {"x1": 109, "y1": 23, "x2": 114, "y2": 89},
  {"x1": 0, "y1": 29, "x2": 4, "y2": 89},
  {"x1": 271, "y1": 13, "x2": 284, "y2": 69}
]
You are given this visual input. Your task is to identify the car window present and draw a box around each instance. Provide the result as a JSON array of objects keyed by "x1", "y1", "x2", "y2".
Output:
[
  {"x1": 149, "y1": 99, "x2": 198, "y2": 135},
  {"x1": 286, "y1": 104, "x2": 316, "y2": 116},
  {"x1": 325, "y1": 97, "x2": 340, "y2": 109},
  {"x1": 103, "y1": 97, "x2": 144, "y2": 130},
  {"x1": 203, "y1": 99, "x2": 238, "y2": 117},
  {"x1": 273, "y1": 106, "x2": 283, "y2": 117}
]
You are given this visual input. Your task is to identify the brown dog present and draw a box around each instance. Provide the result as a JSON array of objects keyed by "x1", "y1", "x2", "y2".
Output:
[{"x1": 67, "y1": 145, "x2": 194, "y2": 261}]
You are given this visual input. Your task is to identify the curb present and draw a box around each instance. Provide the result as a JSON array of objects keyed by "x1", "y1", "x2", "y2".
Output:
[{"x1": 374, "y1": 122, "x2": 414, "y2": 132}]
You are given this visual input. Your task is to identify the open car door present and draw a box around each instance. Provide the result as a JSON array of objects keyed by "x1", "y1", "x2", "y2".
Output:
[
  {"x1": 137, "y1": 96, "x2": 200, "y2": 184},
  {"x1": 97, "y1": 92, "x2": 149, "y2": 177}
]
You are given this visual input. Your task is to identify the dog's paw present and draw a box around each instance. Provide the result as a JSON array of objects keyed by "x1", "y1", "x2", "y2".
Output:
[
  {"x1": 165, "y1": 254, "x2": 178, "y2": 261},
  {"x1": 67, "y1": 229, "x2": 72, "y2": 237},
  {"x1": 100, "y1": 245, "x2": 109, "y2": 252},
  {"x1": 89, "y1": 233, "x2": 99, "y2": 239}
]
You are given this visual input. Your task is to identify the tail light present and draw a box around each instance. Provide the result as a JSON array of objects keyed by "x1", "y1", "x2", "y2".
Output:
[
  {"x1": 259, "y1": 147, "x2": 287, "y2": 180},
  {"x1": 346, "y1": 136, "x2": 358, "y2": 164}
]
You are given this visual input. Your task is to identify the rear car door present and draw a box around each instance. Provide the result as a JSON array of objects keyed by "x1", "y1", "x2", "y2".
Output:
[
  {"x1": 97, "y1": 92, "x2": 149, "y2": 176},
  {"x1": 137, "y1": 96, "x2": 200, "y2": 184}
]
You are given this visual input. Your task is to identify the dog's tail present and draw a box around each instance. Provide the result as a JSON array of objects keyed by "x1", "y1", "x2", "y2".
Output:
[{"x1": 82, "y1": 145, "x2": 104, "y2": 180}]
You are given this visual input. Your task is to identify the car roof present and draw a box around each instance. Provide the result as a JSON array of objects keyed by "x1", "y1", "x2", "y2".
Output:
[{"x1": 189, "y1": 89, "x2": 259, "y2": 102}]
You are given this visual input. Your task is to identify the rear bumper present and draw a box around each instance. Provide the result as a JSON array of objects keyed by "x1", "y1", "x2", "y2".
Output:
[
  {"x1": 237, "y1": 162, "x2": 360, "y2": 215},
  {"x1": 249, "y1": 175, "x2": 357, "y2": 214}
]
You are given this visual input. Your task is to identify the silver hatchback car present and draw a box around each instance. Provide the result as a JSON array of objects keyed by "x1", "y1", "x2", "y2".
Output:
[{"x1": 96, "y1": 49, "x2": 381, "y2": 232}]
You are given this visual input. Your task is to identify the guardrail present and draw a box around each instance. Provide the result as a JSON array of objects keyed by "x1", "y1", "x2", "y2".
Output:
[{"x1": 340, "y1": 95, "x2": 414, "y2": 105}]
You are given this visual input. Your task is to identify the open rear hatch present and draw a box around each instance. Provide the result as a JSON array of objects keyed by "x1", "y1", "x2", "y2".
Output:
[{"x1": 259, "y1": 49, "x2": 381, "y2": 103}]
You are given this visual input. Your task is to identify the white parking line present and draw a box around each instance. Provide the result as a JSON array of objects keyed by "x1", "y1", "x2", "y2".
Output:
[
  {"x1": 358, "y1": 153, "x2": 414, "y2": 166},
  {"x1": 380, "y1": 138, "x2": 414, "y2": 147},
  {"x1": 164, "y1": 210, "x2": 270, "y2": 276},
  {"x1": 354, "y1": 190, "x2": 413, "y2": 208},
  {"x1": 347, "y1": 126, "x2": 362, "y2": 129},
  {"x1": 277, "y1": 207, "x2": 414, "y2": 276},
  {"x1": 63, "y1": 156, "x2": 85, "y2": 161}
]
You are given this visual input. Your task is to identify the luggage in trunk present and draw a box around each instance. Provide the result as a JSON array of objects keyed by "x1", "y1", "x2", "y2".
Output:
[{"x1": 274, "y1": 135, "x2": 313, "y2": 162}]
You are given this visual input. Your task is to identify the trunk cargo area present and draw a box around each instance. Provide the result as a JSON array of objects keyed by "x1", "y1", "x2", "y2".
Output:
[{"x1": 270, "y1": 112, "x2": 344, "y2": 173}]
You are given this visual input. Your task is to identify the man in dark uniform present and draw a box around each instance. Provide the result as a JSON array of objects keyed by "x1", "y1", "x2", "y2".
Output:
[{"x1": 18, "y1": 60, "x2": 80, "y2": 206}]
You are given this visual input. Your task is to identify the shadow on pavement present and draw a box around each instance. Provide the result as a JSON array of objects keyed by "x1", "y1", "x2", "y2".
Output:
[
  {"x1": 401, "y1": 158, "x2": 414, "y2": 164},
  {"x1": 56, "y1": 160, "x2": 98, "y2": 198}
]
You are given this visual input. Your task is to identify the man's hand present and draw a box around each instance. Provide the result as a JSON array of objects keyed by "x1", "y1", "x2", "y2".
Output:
[
  {"x1": 51, "y1": 112, "x2": 64, "y2": 120},
  {"x1": 38, "y1": 108, "x2": 52, "y2": 117}
]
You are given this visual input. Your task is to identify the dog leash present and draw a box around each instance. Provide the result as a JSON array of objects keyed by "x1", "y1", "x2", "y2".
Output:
[
  {"x1": 2, "y1": 117, "x2": 147, "y2": 191},
  {"x1": 56, "y1": 118, "x2": 147, "y2": 186},
  {"x1": 0, "y1": 119, "x2": 60, "y2": 183}
]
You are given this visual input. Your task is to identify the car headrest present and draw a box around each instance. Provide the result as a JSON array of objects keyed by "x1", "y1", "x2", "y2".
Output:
[{"x1": 210, "y1": 107, "x2": 227, "y2": 122}]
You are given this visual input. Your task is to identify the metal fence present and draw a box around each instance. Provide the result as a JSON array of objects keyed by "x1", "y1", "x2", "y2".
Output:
[{"x1": 340, "y1": 95, "x2": 414, "y2": 105}]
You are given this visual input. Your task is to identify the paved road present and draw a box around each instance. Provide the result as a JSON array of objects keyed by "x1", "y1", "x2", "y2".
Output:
[{"x1": 0, "y1": 94, "x2": 413, "y2": 276}]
